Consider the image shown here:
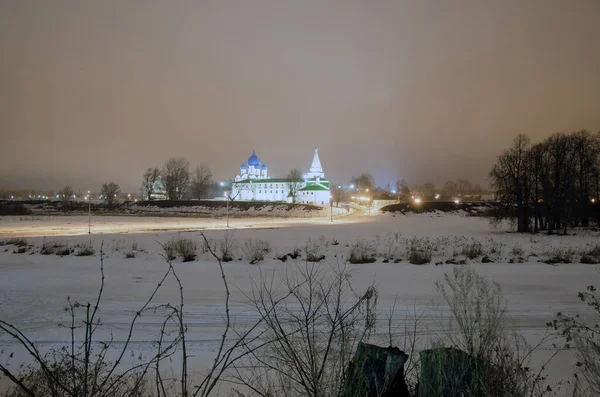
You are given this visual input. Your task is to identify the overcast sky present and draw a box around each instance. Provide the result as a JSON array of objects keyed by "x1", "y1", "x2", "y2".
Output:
[{"x1": 1, "y1": 0, "x2": 599, "y2": 192}]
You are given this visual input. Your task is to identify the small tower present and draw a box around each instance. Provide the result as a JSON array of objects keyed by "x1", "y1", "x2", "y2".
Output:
[{"x1": 307, "y1": 146, "x2": 325, "y2": 180}]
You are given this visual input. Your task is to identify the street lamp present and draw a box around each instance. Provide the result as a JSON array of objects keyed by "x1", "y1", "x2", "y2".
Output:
[
  {"x1": 87, "y1": 191, "x2": 91, "y2": 234},
  {"x1": 225, "y1": 191, "x2": 230, "y2": 228},
  {"x1": 330, "y1": 195, "x2": 333, "y2": 222}
]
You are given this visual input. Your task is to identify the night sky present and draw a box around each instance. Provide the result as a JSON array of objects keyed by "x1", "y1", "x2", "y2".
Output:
[{"x1": 1, "y1": 0, "x2": 599, "y2": 192}]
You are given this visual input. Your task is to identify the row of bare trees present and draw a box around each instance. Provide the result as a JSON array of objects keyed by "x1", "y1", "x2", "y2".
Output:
[
  {"x1": 142, "y1": 158, "x2": 213, "y2": 201},
  {"x1": 489, "y1": 130, "x2": 600, "y2": 234}
]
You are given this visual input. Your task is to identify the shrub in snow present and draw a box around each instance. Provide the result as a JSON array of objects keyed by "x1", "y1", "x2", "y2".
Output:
[
  {"x1": 74, "y1": 242, "x2": 95, "y2": 256},
  {"x1": 40, "y1": 240, "x2": 67, "y2": 255},
  {"x1": 511, "y1": 244, "x2": 525, "y2": 257},
  {"x1": 305, "y1": 238, "x2": 325, "y2": 262},
  {"x1": 584, "y1": 245, "x2": 600, "y2": 259},
  {"x1": 544, "y1": 247, "x2": 576, "y2": 264},
  {"x1": 4, "y1": 238, "x2": 27, "y2": 247},
  {"x1": 110, "y1": 239, "x2": 126, "y2": 252},
  {"x1": 175, "y1": 238, "x2": 197, "y2": 262},
  {"x1": 219, "y1": 231, "x2": 237, "y2": 262},
  {"x1": 163, "y1": 240, "x2": 177, "y2": 260},
  {"x1": 461, "y1": 240, "x2": 484, "y2": 260},
  {"x1": 348, "y1": 240, "x2": 377, "y2": 264},
  {"x1": 56, "y1": 246, "x2": 72, "y2": 256},
  {"x1": 163, "y1": 236, "x2": 196, "y2": 261},
  {"x1": 243, "y1": 239, "x2": 271, "y2": 264},
  {"x1": 485, "y1": 238, "x2": 503, "y2": 255},
  {"x1": 580, "y1": 255, "x2": 599, "y2": 264},
  {"x1": 381, "y1": 237, "x2": 399, "y2": 261},
  {"x1": 409, "y1": 250, "x2": 431, "y2": 265},
  {"x1": 407, "y1": 237, "x2": 433, "y2": 265}
]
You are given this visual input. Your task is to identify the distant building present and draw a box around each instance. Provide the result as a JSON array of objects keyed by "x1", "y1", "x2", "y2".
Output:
[{"x1": 231, "y1": 147, "x2": 331, "y2": 205}]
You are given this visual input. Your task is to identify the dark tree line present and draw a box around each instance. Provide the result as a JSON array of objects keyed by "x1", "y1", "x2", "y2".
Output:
[{"x1": 490, "y1": 130, "x2": 600, "y2": 234}]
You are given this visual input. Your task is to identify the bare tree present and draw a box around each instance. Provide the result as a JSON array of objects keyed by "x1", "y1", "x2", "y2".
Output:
[
  {"x1": 421, "y1": 183, "x2": 436, "y2": 200},
  {"x1": 287, "y1": 168, "x2": 303, "y2": 203},
  {"x1": 101, "y1": 182, "x2": 120, "y2": 208},
  {"x1": 141, "y1": 167, "x2": 160, "y2": 201},
  {"x1": 456, "y1": 178, "x2": 473, "y2": 197},
  {"x1": 489, "y1": 134, "x2": 531, "y2": 232},
  {"x1": 351, "y1": 173, "x2": 375, "y2": 192},
  {"x1": 162, "y1": 157, "x2": 190, "y2": 200},
  {"x1": 231, "y1": 261, "x2": 378, "y2": 397},
  {"x1": 190, "y1": 165, "x2": 212, "y2": 200},
  {"x1": 331, "y1": 184, "x2": 345, "y2": 207},
  {"x1": 58, "y1": 185, "x2": 74, "y2": 205},
  {"x1": 440, "y1": 180, "x2": 458, "y2": 200}
]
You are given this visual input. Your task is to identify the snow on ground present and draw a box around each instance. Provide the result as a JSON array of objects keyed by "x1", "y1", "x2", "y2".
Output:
[{"x1": 1, "y1": 211, "x2": 600, "y2": 393}]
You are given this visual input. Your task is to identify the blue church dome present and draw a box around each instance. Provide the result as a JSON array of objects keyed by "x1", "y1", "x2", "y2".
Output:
[
  {"x1": 247, "y1": 150, "x2": 261, "y2": 167},
  {"x1": 261, "y1": 164, "x2": 268, "y2": 170},
  {"x1": 240, "y1": 162, "x2": 247, "y2": 169}
]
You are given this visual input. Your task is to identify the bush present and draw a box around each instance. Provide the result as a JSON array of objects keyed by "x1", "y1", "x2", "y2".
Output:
[
  {"x1": 511, "y1": 244, "x2": 525, "y2": 257},
  {"x1": 5, "y1": 238, "x2": 27, "y2": 247},
  {"x1": 408, "y1": 237, "x2": 432, "y2": 265},
  {"x1": 74, "y1": 242, "x2": 95, "y2": 256},
  {"x1": 583, "y1": 245, "x2": 600, "y2": 260},
  {"x1": 544, "y1": 247, "x2": 576, "y2": 264},
  {"x1": 348, "y1": 240, "x2": 377, "y2": 264},
  {"x1": 434, "y1": 267, "x2": 546, "y2": 396},
  {"x1": 461, "y1": 240, "x2": 484, "y2": 259},
  {"x1": 56, "y1": 247, "x2": 72, "y2": 256},
  {"x1": 305, "y1": 239, "x2": 325, "y2": 262},
  {"x1": 219, "y1": 231, "x2": 237, "y2": 262},
  {"x1": 381, "y1": 237, "x2": 399, "y2": 261},
  {"x1": 243, "y1": 239, "x2": 271, "y2": 264},
  {"x1": 125, "y1": 251, "x2": 136, "y2": 259},
  {"x1": 163, "y1": 240, "x2": 177, "y2": 260},
  {"x1": 409, "y1": 250, "x2": 431, "y2": 265},
  {"x1": 164, "y1": 236, "x2": 197, "y2": 262},
  {"x1": 555, "y1": 285, "x2": 600, "y2": 395},
  {"x1": 41, "y1": 240, "x2": 64, "y2": 255}
]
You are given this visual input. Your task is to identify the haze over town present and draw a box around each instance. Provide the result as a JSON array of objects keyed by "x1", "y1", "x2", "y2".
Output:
[{"x1": 2, "y1": 0, "x2": 600, "y2": 191}]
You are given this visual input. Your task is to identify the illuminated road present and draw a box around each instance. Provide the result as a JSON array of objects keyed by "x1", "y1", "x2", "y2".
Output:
[{"x1": 0, "y1": 209, "x2": 363, "y2": 238}]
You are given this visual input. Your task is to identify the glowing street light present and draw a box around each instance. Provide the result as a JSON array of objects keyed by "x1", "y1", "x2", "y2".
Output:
[
  {"x1": 224, "y1": 191, "x2": 230, "y2": 227},
  {"x1": 435, "y1": 193, "x2": 440, "y2": 199},
  {"x1": 454, "y1": 199, "x2": 460, "y2": 204},
  {"x1": 330, "y1": 194, "x2": 333, "y2": 222},
  {"x1": 414, "y1": 197, "x2": 422, "y2": 204}
]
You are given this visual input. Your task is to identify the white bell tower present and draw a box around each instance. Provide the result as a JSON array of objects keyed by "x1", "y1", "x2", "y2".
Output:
[{"x1": 307, "y1": 146, "x2": 325, "y2": 179}]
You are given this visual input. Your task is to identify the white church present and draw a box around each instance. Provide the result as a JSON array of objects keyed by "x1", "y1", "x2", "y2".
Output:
[{"x1": 231, "y1": 147, "x2": 331, "y2": 205}]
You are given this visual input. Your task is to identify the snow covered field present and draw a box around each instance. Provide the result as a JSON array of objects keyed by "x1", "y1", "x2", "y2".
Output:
[{"x1": 1, "y1": 211, "x2": 599, "y2": 393}]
